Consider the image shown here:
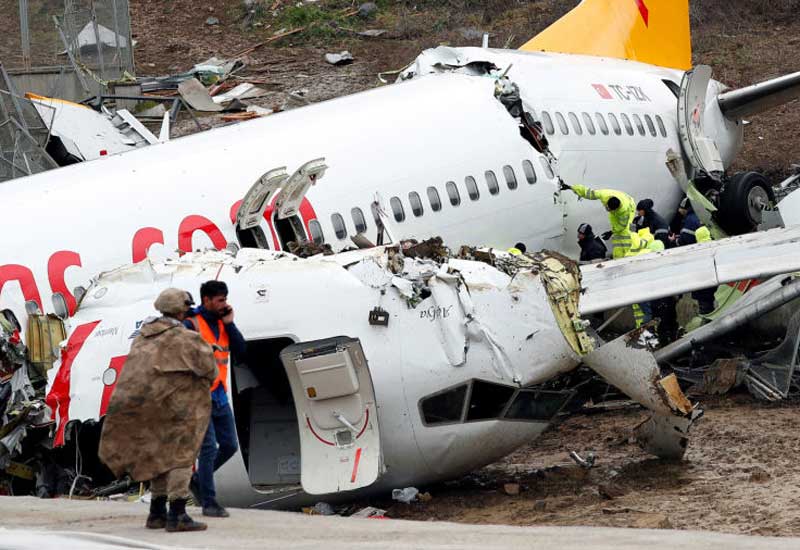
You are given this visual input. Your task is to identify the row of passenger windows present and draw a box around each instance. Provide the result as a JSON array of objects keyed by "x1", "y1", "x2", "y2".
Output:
[
  {"x1": 540, "y1": 110, "x2": 668, "y2": 139},
  {"x1": 389, "y1": 158, "x2": 552, "y2": 223}
]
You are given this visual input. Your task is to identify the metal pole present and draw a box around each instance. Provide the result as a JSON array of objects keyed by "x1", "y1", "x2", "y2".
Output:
[
  {"x1": 655, "y1": 276, "x2": 800, "y2": 363},
  {"x1": 19, "y1": 0, "x2": 31, "y2": 71}
]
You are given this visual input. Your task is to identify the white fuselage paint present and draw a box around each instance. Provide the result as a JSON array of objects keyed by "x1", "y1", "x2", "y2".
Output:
[{"x1": 0, "y1": 49, "x2": 743, "y2": 326}]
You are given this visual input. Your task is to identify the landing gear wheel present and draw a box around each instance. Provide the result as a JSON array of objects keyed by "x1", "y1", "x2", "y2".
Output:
[{"x1": 716, "y1": 171, "x2": 774, "y2": 235}]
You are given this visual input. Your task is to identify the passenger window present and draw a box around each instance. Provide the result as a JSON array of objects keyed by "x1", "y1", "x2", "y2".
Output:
[
  {"x1": 465, "y1": 176, "x2": 480, "y2": 201},
  {"x1": 644, "y1": 114, "x2": 657, "y2": 136},
  {"x1": 409, "y1": 191, "x2": 424, "y2": 217},
  {"x1": 539, "y1": 157, "x2": 555, "y2": 179},
  {"x1": 485, "y1": 170, "x2": 500, "y2": 195},
  {"x1": 595, "y1": 113, "x2": 609, "y2": 135},
  {"x1": 620, "y1": 113, "x2": 634, "y2": 135},
  {"x1": 351, "y1": 207, "x2": 367, "y2": 234},
  {"x1": 582, "y1": 112, "x2": 596, "y2": 135},
  {"x1": 309, "y1": 220, "x2": 324, "y2": 244},
  {"x1": 608, "y1": 113, "x2": 622, "y2": 135},
  {"x1": 503, "y1": 166, "x2": 518, "y2": 190},
  {"x1": 568, "y1": 112, "x2": 583, "y2": 135},
  {"x1": 390, "y1": 196, "x2": 405, "y2": 222},
  {"x1": 656, "y1": 115, "x2": 667, "y2": 137},
  {"x1": 632, "y1": 114, "x2": 646, "y2": 136},
  {"x1": 427, "y1": 186, "x2": 442, "y2": 212},
  {"x1": 331, "y1": 213, "x2": 347, "y2": 240},
  {"x1": 446, "y1": 181, "x2": 461, "y2": 206},
  {"x1": 522, "y1": 159, "x2": 537, "y2": 184},
  {"x1": 541, "y1": 111, "x2": 555, "y2": 135},
  {"x1": 420, "y1": 384, "x2": 468, "y2": 425},
  {"x1": 555, "y1": 112, "x2": 569, "y2": 135},
  {"x1": 466, "y1": 380, "x2": 516, "y2": 421}
]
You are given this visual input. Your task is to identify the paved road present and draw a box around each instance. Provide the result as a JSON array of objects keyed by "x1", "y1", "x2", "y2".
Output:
[{"x1": 1, "y1": 496, "x2": 798, "y2": 550}]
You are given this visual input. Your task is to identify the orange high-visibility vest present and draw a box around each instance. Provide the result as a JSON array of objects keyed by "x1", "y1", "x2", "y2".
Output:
[{"x1": 188, "y1": 315, "x2": 230, "y2": 393}]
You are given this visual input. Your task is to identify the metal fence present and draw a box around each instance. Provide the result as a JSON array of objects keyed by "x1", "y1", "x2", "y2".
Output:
[{"x1": 0, "y1": 0, "x2": 134, "y2": 101}]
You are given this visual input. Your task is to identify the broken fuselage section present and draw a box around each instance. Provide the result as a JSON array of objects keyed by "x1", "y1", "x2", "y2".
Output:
[{"x1": 45, "y1": 243, "x2": 695, "y2": 507}]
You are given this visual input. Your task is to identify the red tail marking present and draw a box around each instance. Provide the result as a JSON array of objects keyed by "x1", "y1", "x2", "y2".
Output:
[
  {"x1": 0, "y1": 264, "x2": 42, "y2": 311},
  {"x1": 132, "y1": 228, "x2": 165, "y2": 263},
  {"x1": 350, "y1": 447, "x2": 363, "y2": 483},
  {"x1": 45, "y1": 320, "x2": 101, "y2": 446},
  {"x1": 47, "y1": 251, "x2": 82, "y2": 315},
  {"x1": 99, "y1": 355, "x2": 128, "y2": 417},
  {"x1": 636, "y1": 0, "x2": 649, "y2": 27}
]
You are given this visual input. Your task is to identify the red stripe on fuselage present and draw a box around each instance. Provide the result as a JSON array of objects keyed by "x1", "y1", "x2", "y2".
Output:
[
  {"x1": 45, "y1": 320, "x2": 101, "y2": 446},
  {"x1": 99, "y1": 355, "x2": 128, "y2": 417}
]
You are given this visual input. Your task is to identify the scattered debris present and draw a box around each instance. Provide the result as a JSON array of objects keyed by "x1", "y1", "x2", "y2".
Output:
[
  {"x1": 178, "y1": 78, "x2": 224, "y2": 112},
  {"x1": 351, "y1": 506, "x2": 387, "y2": 518},
  {"x1": 568, "y1": 451, "x2": 596, "y2": 469},
  {"x1": 392, "y1": 487, "x2": 420, "y2": 504},
  {"x1": 325, "y1": 51, "x2": 354, "y2": 66},
  {"x1": 503, "y1": 483, "x2": 520, "y2": 496},
  {"x1": 358, "y1": 2, "x2": 378, "y2": 18},
  {"x1": 212, "y1": 83, "x2": 269, "y2": 104},
  {"x1": 302, "y1": 501, "x2": 335, "y2": 515},
  {"x1": 357, "y1": 29, "x2": 388, "y2": 38},
  {"x1": 205, "y1": 16, "x2": 220, "y2": 26}
]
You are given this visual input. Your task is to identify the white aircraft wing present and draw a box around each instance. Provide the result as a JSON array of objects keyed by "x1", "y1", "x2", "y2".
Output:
[{"x1": 579, "y1": 226, "x2": 800, "y2": 314}]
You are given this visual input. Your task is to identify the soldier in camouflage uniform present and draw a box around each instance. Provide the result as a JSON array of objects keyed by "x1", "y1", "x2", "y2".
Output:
[{"x1": 98, "y1": 288, "x2": 217, "y2": 532}]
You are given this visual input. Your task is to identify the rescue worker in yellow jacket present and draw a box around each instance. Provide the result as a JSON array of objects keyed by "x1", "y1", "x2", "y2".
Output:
[{"x1": 561, "y1": 182, "x2": 637, "y2": 259}]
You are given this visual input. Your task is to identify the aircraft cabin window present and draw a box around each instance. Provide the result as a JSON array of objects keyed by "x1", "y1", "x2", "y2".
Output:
[
  {"x1": 504, "y1": 389, "x2": 574, "y2": 421},
  {"x1": 503, "y1": 165, "x2": 518, "y2": 190},
  {"x1": 351, "y1": 207, "x2": 367, "y2": 234},
  {"x1": 568, "y1": 112, "x2": 583, "y2": 135},
  {"x1": 485, "y1": 170, "x2": 500, "y2": 195},
  {"x1": 409, "y1": 191, "x2": 424, "y2": 217},
  {"x1": 309, "y1": 220, "x2": 325, "y2": 244},
  {"x1": 539, "y1": 157, "x2": 555, "y2": 179},
  {"x1": 331, "y1": 213, "x2": 347, "y2": 240},
  {"x1": 541, "y1": 111, "x2": 555, "y2": 135},
  {"x1": 555, "y1": 112, "x2": 569, "y2": 135},
  {"x1": 446, "y1": 181, "x2": 461, "y2": 206},
  {"x1": 608, "y1": 113, "x2": 622, "y2": 135},
  {"x1": 644, "y1": 114, "x2": 657, "y2": 136},
  {"x1": 465, "y1": 176, "x2": 480, "y2": 201},
  {"x1": 390, "y1": 196, "x2": 405, "y2": 222},
  {"x1": 522, "y1": 159, "x2": 537, "y2": 184},
  {"x1": 632, "y1": 114, "x2": 646, "y2": 136},
  {"x1": 620, "y1": 113, "x2": 634, "y2": 135},
  {"x1": 466, "y1": 380, "x2": 516, "y2": 421},
  {"x1": 595, "y1": 113, "x2": 609, "y2": 135},
  {"x1": 427, "y1": 186, "x2": 442, "y2": 212},
  {"x1": 420, "y1": 384, "x2": 468, "y2": 425},
  {"x1": 582, "y1": 112, "x2": 596, "y2": 135},
  {"x1": 655, "y1": 115, "x2": 668, "y2": 137}
]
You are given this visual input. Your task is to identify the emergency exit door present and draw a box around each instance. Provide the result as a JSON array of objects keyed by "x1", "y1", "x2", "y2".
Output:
[{"x1": 280, "y1": 336, "x2": 383, "y2": 495}]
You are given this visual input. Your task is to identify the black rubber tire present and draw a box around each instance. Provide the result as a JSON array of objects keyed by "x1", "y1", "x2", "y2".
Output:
[{"x1": 716, "y1": 171, "x2": 774, "y2": 235}]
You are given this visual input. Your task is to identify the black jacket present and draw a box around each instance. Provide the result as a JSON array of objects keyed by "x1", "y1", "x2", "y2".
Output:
[
  {"x1": 635, "y1": 199, "x2": 670, "y2": 248},
  {"x1": 579, "y1": 231, "x2": 608, "y2": 262}
]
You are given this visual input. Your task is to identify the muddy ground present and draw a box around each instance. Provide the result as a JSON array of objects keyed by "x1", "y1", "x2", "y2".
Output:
[{"x1": 372, "y1": 396, "x2": 800, "y2": 536}]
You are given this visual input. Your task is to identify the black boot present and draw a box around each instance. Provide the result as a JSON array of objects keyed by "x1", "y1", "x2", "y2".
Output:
[
  {"x1": 145, "y1": 495, "x2": 167, "y2": 529},
  {"x1": 166, "y1": 498, "x2": 207, "y2": 532},
  {"x1": 202, "y1": 499, "x2": 230, "y2": 518}
]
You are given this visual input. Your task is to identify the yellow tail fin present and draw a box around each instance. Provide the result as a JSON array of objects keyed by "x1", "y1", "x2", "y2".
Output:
[{"x1": 519, "y1": 0, "x2": 691, "y2": 70}]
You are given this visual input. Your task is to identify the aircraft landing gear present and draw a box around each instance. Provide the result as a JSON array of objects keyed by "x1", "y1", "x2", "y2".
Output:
[{"x1": 715, "y1": 171, "x2": 774, "y2": 235}]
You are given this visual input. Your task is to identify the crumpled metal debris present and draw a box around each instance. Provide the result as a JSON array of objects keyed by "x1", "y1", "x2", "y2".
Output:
[{"x1": 325, "y1": 51, "x2": 354, "y2": 66}]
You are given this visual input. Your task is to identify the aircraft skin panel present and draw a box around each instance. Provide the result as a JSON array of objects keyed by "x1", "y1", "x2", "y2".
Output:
[
  {"x1": 519, "y1": 0, "x2": 692, "y2": 70},
  {"x1": 0, "y1": 50, "x2": 737, "y2": 328}
]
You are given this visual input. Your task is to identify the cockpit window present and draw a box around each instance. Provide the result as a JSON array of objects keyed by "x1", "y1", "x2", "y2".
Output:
[{"x1": 420, "y1": 384, "x2": 468, "y2": 425}]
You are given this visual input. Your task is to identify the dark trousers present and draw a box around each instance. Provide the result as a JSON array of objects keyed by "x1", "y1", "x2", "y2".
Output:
[
  {"x1": 197, "y1": 400, "x2": 238, "y2": 507},
  {"x1": 653, "y1": 297, "x2": 678, "y2": 343},
  {"x1": 692, "y1": 287, "x2": 716, "y2": 315}
]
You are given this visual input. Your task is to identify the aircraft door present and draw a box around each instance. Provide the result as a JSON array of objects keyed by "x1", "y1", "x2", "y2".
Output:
[
  {"x1": 678, "y1": 65, "x2": 724, "y2": 181},
  {"x1": 272, "y1": 158, "x2": 327, "y2": 250},
  {"x1": 235, "y1": 167, "x2": 289, "y2": 249},
  {"x1": 279, "y1": 336, "x2": 383, "y2": 495}
]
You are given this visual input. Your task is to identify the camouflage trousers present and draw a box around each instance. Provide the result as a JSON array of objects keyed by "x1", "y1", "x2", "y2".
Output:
[{"x1": 150, "y1": 466, "x2": 192, "y2": 501}]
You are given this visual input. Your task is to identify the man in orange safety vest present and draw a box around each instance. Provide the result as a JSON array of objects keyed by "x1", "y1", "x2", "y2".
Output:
[{"x1": 184, "y1": 280, "x2": 246, "y2": 518}]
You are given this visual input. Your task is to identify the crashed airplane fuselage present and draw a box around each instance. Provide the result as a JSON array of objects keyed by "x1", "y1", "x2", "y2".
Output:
[{"x1": 47, "y1": 246, "x2": 695, "y2": 507}]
